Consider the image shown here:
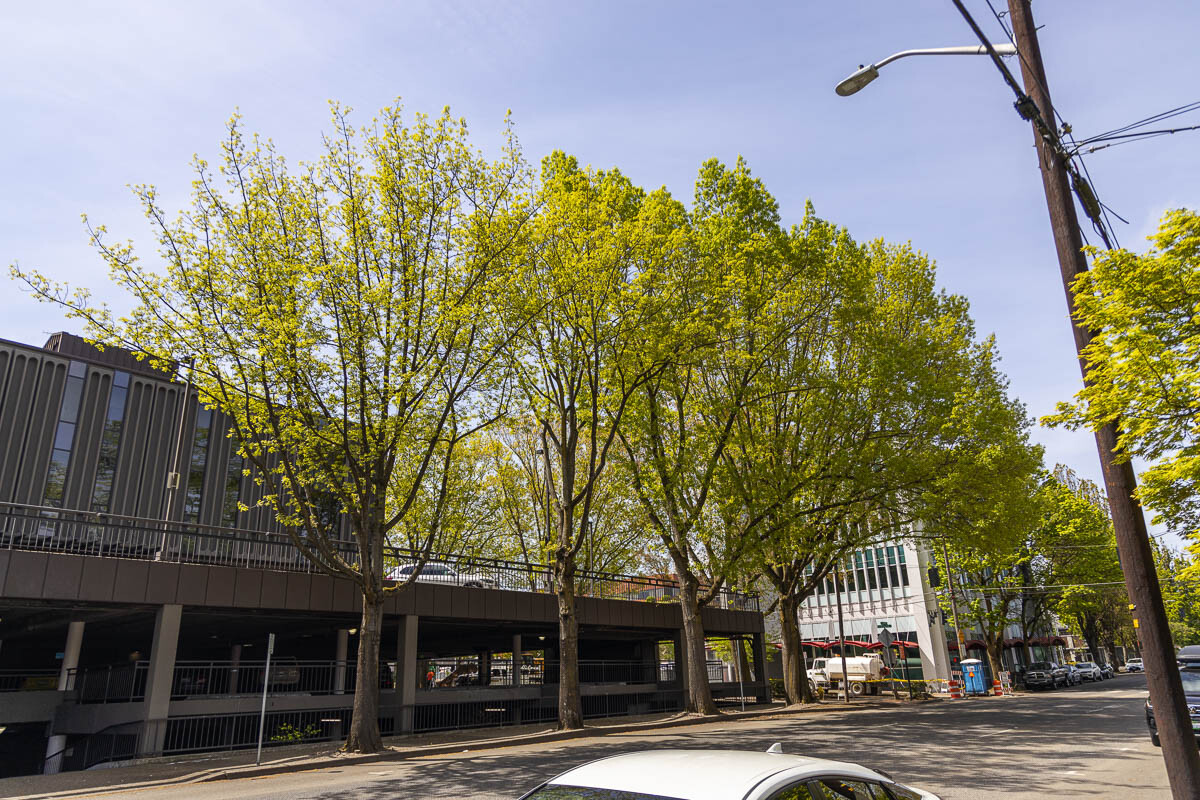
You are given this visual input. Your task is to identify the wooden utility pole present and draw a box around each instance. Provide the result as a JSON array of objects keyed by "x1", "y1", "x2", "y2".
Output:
[{"x1": 997, "y1": 2, "x2": 1200, "y2": 793}]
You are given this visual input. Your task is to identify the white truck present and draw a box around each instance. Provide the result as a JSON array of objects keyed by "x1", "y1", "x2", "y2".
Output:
[{"x1": 808, "y1": 654, "x2": 887, "y2": 697}]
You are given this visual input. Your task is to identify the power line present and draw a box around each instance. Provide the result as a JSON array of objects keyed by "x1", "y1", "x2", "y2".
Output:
[
  {"x1": 965, "y1": 580, "x2": 1126, "y2": 593},
  {"x1": 950, "y1": 0, "x2": 1119, "y2": 249},
  {"x1": 1079, "y1": 100, "x2": 1200, "y2": 145},
  {"x1": 1077, "y1": 124, "x2": 1200, "y2": 154}
]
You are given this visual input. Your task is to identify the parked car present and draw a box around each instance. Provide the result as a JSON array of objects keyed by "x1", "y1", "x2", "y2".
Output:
[
  {"x1": 1100, "y1": 663, "x2": 1115, "y2": 679},
  {"x1": 518, "y1": 745, "x2": 941, "y2": 800},
  {"x1": 1064, "y1": 664, "x2": 1083, "y2": 686},
  {"x1": 1177, "y1": 645, "x2": 1200, "y2": 667},
  {"x1": 1024, "y1": 661, "x2": 1067, "y2": 690},
  {"x1": 1125, "y1": 658, "x2": 1144, "y2": 673},
  {"x1": 1145, "y1": 664, "x2": 1200, "y2": 747},
  {"x1": 388, "y1": 561, "x2": 496, "y2": 588},
  {"x1": 1074, "y1": 661, "x2": 1103, "y2": 682}
]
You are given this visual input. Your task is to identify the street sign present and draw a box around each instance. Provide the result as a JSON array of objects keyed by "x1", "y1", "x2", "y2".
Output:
[
  {"x1": 877, "y1": 621, "x2": 892, "y2": 629},
  {"x1": 878, "y1": 628, "x2": 894, "y2": 647}
]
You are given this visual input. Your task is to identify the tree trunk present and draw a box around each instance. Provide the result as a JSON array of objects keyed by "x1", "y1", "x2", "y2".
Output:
[
  {"x1": 555, "y1": 553, "x2": 583, "y2": 729},
  {"x1": 985, "y1": 636, "x2": 1004, "y2": 684},
  {"x1": 344, "y1": 595, "x2": 384, "y2": 753},
  {"x1": 778, "y1": 593, "x2": 813, "y2": 704},
  {"x1": 678, "y1": 579, "x2": 719, "y2": 715}
]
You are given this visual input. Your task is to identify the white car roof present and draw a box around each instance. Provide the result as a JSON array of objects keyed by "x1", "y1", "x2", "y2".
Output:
[{"x1": 545, "y1": 749, "x2": 887, "y2": 800}]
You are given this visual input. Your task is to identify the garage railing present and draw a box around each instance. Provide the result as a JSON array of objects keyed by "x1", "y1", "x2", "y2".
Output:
[{"x1": 0, "y1": 501, "x2": 757, "y2": 611}]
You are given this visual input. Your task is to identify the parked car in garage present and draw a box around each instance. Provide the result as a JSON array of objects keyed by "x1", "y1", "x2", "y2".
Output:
[
  {"x1": 1145, "y1": 664, "x2": 1200, "y2": 747},
  {"x1": 1023, "y1": 661, "x2": 1067, "y2": 690},
  {"x1": 1125, "y1": 657, "x2": 1144, "y2": 673},
  {"x1": 387, "y1": 561, "x2": 497, "y2": 588},
  {"x1": 518, "y1": 745, "x2": 941, "y2": 799},
  {"x1": 1074, "y1": 661, "x2": 1103, "y2": 682}
]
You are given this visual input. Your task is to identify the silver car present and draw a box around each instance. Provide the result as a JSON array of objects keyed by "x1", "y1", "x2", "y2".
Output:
[
  {"x1": 388, "y1": 561, "x2": 496, "y2": 588},
  {"x1": 1074, "y1": 661, "x2": 1103, "y2": 682},
  {"x1": 519, "y1": 745, "x2": 940, "y2": 799}
]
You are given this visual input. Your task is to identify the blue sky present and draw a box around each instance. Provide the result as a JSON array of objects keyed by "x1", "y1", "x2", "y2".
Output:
[{"x1": 3, "y1": 1, "x2": 1198, "y2": 539}]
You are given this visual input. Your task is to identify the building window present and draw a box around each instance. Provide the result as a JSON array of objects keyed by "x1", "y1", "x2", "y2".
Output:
[
  {"x1": 898, "y1": 547, "x2": 910, "y2": 587},
  {"x1": 887, "y1": 546, "x2": 900, "y2": 587},
  {"x1": 42, "y1": 361, "x2": 87, "y2": 507},
  {"x1": 865, "y1": 548, "x2": 878, "y2": 590},
  {"x1": 220, "y1": 448, "x2": 243, "y2": 528},
  {"x1": 183, "y1": 406, "x2": 213, "y2": 522},
  {"x1": 876, "y1": 547, "x2": 889, "y2": 589},
  {"x1": 90, "y1": 371, "x2": 130, "y2": 512}
]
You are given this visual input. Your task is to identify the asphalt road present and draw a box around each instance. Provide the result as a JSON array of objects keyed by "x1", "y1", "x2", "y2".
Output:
[{"x1": 85, "y1": 674, "x2": 1169, "y2": 800}]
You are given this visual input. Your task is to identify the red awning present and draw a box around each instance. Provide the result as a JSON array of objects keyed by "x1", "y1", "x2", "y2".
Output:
[
  {"x1": 800, "y1": 640, "x2": 833, "y2": 649},
  {"x1": 1003, "y1": 638, "x2": 1025, "y2": 647},
  {"x1": 837, "y1": 640, "x2": 874, "y2": 648},
  {"x1": 948, "y1": 639, "x2": 987, "y2": 651},
  {"x1": 865, "y1": 640, "x2": 920, "y2": 650},
  {"x1": 1031, "y1": 636, "x2": 1068, "y2": 646}
]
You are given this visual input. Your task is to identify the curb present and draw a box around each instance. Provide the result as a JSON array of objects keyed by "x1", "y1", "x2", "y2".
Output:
[{"x1": 9, "y1": 699, "x2": 928, "y2": 799}]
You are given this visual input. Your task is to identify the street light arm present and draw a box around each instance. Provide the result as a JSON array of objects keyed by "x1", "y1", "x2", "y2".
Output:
[
  {"x1": 875, "y1": 43, "x2": 1016, "y2": 68},
  {"x1": 835, "y1": 43, "x2": 1017, "y2": 96}
]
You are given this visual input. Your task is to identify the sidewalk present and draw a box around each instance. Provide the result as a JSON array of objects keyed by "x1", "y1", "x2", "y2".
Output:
[{"x1": 0, "y1": 698, "x2": 935, "y2": 800}]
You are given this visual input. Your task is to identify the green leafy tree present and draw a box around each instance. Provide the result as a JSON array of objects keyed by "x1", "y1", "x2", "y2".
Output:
[
  {"x1": 1044, "y1": 467, "x2": 1125, "y2": 666},
  {"x1": 615, "y1": 158, "x2": 823, "y2": 714},
  {"x1": 1157, "y1": 543, "x2": 1200, "y2": 649},
  {"x1": 1047, "y1": 209, "x2": 1200, "y2": 547},
  {"x1": 11, "y1": 103, "x2": 533, "y2": 753},
  {"x1": 501, "y1": 153, "x2": 680, "y2": 729},
  {"x1": 745, "y1": 224, "x2": 1040, "y2": 704}
]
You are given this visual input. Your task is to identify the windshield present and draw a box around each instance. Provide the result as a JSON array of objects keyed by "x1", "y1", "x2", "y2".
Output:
[
  {"x1": 1181, "y1": 671, "x2": 1200, "y2": 694},
  {"x1": 1028, "y1": 662, "x2": 1054, "y2": 670},
  {"x1": 524, "y1": 787, "x2": 686, "y2": 800}
]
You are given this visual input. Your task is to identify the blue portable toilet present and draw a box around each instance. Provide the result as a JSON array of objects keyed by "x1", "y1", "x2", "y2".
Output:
[{"x1": 960, "y1": 658, "x2": 989, "y2": 696}]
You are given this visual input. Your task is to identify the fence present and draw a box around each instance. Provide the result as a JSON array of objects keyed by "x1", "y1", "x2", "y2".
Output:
[
  {"x1": 0, "y1": 500, "x2": 757, "y2": 611},
  {"x1": 0, "y1": 668, "x2": 60, "y2": 692}
]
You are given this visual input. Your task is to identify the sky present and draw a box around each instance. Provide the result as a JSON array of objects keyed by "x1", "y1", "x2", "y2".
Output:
[{"x1": 2, "y1": 1, "x2": 1197, "y2": 544}]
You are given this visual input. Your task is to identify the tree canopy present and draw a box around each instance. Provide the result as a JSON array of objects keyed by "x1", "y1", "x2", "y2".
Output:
[{"x1": 1047, "y1": 208, "x2": 1200, "y2": 549}]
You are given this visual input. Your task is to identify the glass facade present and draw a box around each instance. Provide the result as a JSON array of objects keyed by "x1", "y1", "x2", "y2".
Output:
[
  {"x1": 221, "y1": 449, "x2": 243, "y2": 527},
  {"x1": 90, "y1": 371, "x2": 130, "y2": 512},
  {"x1": 183, "y1": 407, "x2": 213, "y2": 522},
  {"x1": 809, "y1": 544, "x2": 910, "y2": 602},
  {"x1": 42, "y1": 361, "x2": 88, "y2": 507}
]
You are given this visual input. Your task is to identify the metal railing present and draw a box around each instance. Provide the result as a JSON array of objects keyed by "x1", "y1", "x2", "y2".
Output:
[
  {"x1": 43, "y1": 687, "x2": 688, "y2": 772},
  {"x1": 68, "y1": 662, "x2": 149, "y2": 703},
  {"x1": 63, "y1": 657, "x2": 679, "y2": 704},
  {"x1": 0, "y1": 668, "x2": 60, "y2": 692},
  {"x1": 0, "y1": 500, "x2": 757, "y2": 611},
  {"x1": 546, "y1": 660, "x2": 659, "y2": 685},
  {"x1": 42, "y1": 721, "x2": 142, "y2": 774},
  {"x1": 656, "y1": 660, "x2": 730, "y2": 683},
  {"x1": 169, "y1": 659, "x2": 367, "y2": 698}
]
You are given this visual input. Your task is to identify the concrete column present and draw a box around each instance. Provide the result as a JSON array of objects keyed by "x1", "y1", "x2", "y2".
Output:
[
  {"x1": 55, "y1": 621, "x2": 85, "y2": 692},
  {"x1": 478, "y1": 650, "x2": 491, "y2": 686},
  {"x1": 333, "y1": 629, "x2": 349, "y2": 694},
  {"x1": 750, "y1": 633, "x2": 770, "y2": 703},
  {"x1": 44, "y1": 621, "x2": 86, "y2": 773},
  {"x1": 397, "y1": 615, "x2": 417, "y2": 733},
  {"x1": 511, "y1": 634, "x2": 523, "y2": 686},
  {"x1": 141, "y1": 604, "x2": 182, "y2": 755}
]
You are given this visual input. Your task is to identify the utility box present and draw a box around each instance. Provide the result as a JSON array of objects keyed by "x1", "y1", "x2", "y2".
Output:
[{"x1": 960, "y1": 658, "x2": 989, "y2": 696}]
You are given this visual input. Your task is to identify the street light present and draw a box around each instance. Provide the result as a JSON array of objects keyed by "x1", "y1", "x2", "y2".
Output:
[{"x1": 834, "y1": 44, "x2": 1017, "y2": 96}]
